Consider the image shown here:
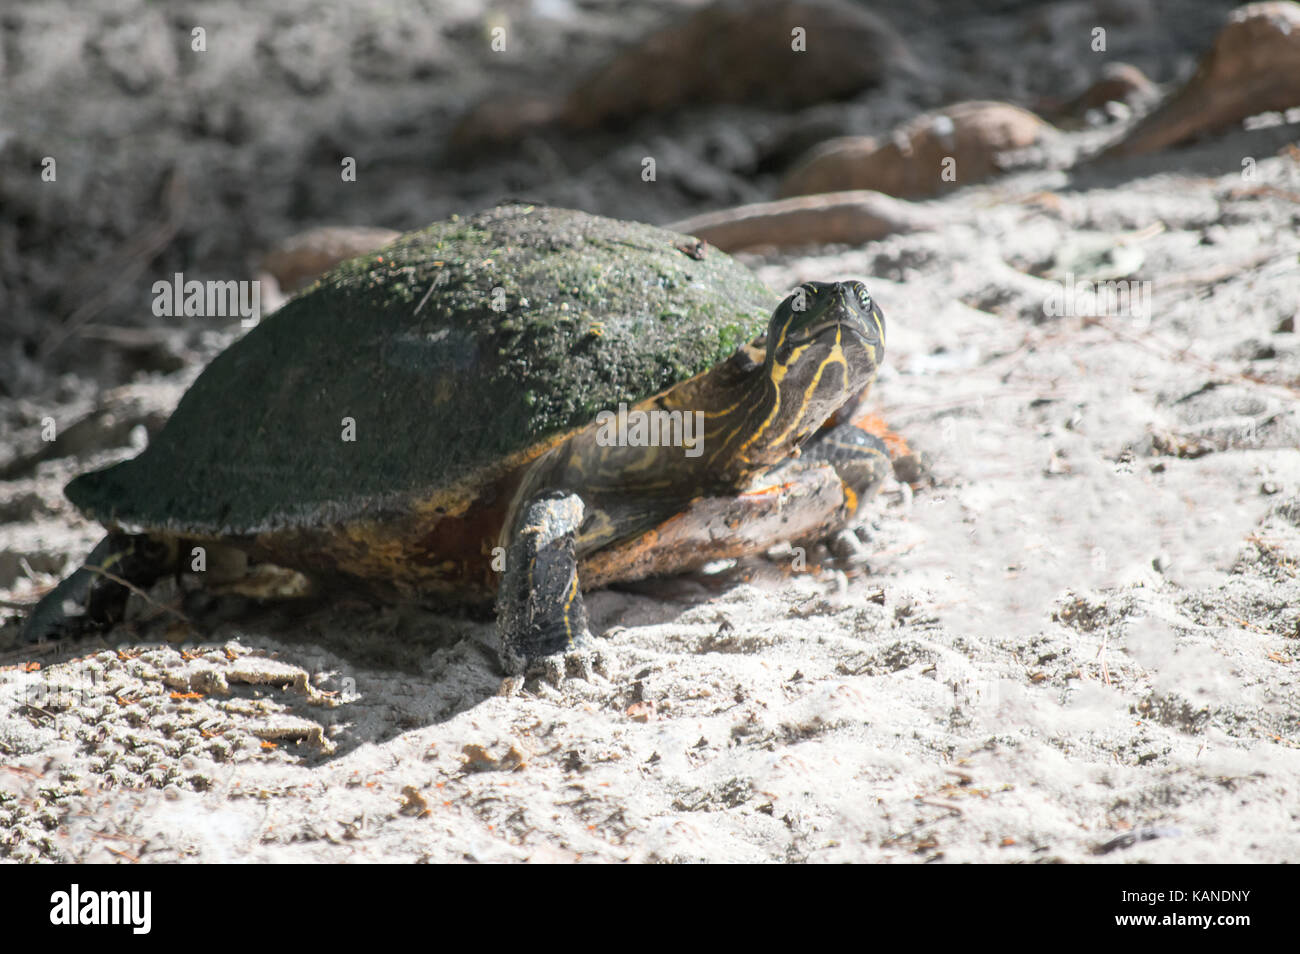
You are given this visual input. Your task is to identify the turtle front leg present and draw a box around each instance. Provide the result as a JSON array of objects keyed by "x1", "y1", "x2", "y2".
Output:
[
  {"x1": 496, "y1": 492, "x2": 594, "y2": 676},
  {"x1": 802, "y1": 421, "x2": 892, "y2": 515}
]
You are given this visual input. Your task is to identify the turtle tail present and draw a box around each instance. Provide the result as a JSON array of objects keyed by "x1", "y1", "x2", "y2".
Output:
[{"x1": 20, "y1": 532, "x2": 175, "y2": 643}]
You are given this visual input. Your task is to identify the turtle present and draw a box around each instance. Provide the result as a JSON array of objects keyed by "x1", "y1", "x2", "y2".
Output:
[{"x1": 21, "y1": 204, "x2": 891, "y2": 675}]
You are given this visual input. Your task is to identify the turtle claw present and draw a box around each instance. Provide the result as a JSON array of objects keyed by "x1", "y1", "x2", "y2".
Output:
[
  {"x1": 536, "y1": 644, "x2": 611, "y2": 685},
  {"x1": 499, "y1": 642, "x2": 612, "y2": 699}
]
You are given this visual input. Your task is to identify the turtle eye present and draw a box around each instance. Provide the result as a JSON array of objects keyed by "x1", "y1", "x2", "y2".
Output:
[{"x1": 853, "y1": 283, "x2": 871, "y2": 310}]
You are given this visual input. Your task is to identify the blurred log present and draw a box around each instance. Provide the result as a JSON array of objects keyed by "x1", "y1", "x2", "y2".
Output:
[
  {"x1": 669, "y1": 191, "x2": 939, "y2": 252},
  {"x1": 780, "y1": 102, "x2": 1054, "y2": 199},
  {"x1": 453, "y1": 0, "x2": 917, "y2": 149},
  {"x1": 1039, "y1": 63, "x2": 1158, "y2": 126},
  {"x1": 260, "y1": 226, "x2": 402, "y2": 292},
  {"x1": 1103, "y1": 2, "x2": 1300, "y2": 158}
]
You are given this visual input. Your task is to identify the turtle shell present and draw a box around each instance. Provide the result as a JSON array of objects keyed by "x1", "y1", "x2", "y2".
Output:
[{"x1": 67, "y1": 204, "x2": 775, "y2": 537}]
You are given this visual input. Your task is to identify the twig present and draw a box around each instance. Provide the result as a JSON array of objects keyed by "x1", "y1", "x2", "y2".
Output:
[
  {"x1": 1097, "y1": 631, "x2": 1112, "y2": 687},
  {"x1": 916, "y1": 798, "x2": 964, "y2": 816},
  {"x1": 81, "y1": 564, "x2": 192, "y2": 627}
]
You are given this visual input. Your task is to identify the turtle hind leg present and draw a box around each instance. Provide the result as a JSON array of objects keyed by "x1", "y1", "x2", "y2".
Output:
[
  {"x1": 496, "y1": 492, "x2": 593, "y2": 676},
  {"x1": 19, "y1": 532, "x2": 175, "y2": 643},
  {"x1": 802, "y1": 421, "x2": 892, "y2": 516}
]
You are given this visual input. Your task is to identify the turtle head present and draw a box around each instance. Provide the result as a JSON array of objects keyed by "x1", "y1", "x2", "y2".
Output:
[
  {"x1": 762, "y1": 278, "x2": 884, "y2": 410},
  {"x1": 767, "y1": 280, "x2": 884, "y2": 373},
  {"x1": 769, "y1": 280, "x2": 883, "y2": 358},
  {"x1": 737, "y1": 280, "x2": 884, "y2": 462}
]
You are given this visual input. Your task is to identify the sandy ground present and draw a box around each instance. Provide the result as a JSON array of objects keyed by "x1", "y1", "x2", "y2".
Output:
[
  {"x1": 4, "y1": 144, "x2": 1298, "y2": 862},
  {"x1": 2, "y1": 0, "x2": 1299, "y2": 863}
]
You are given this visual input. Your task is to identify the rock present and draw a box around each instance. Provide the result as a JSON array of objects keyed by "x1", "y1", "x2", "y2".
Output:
[
  {"x1": 667, "y1": 191, "x2": 940, "y2": 253},
  {"x1": 462, "y1": 741, "x2": 527, "y2": 773},
  {"x1": 626, "y1": 701, "x2": 657, "y2": 723},
  {"x1": 780, "y1": 102, "x2": 1055, "y2": 199},
  {"x1": 1103, "y1": 1, "x2": 1300, "y2": 158},
  {"x1": 398, "y1": 785, "x2": 429, "y2": 816},
  {"x1": 1093, "y1": 826, "x2": 1184, "y2": 855}
]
